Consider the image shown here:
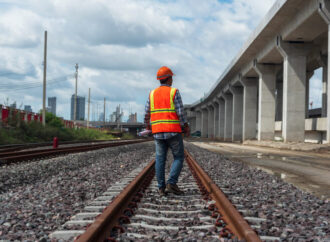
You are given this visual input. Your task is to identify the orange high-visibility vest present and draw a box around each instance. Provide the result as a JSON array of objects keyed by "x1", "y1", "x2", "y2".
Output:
[{"x1": 150, "y1": 86, "x2": 182, "y2": 134}]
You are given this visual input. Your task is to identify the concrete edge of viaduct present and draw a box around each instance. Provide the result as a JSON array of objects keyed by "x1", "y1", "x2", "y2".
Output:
[{"x1": 185, "y1": 0, "x2": 330, "y2": 144}]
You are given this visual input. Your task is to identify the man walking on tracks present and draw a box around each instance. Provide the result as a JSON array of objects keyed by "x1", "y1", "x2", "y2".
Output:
[{"x1": 144, "y1": 66, "x2": 190, "y2": 196}]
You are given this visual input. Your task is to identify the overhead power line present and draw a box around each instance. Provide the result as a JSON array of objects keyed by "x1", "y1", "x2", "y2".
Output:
[{"x1": 0, "y1": 74, "x2": 74, "y2": 91}]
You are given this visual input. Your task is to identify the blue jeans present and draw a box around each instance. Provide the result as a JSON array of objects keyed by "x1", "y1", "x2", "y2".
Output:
[{"x1": 154, "y1": 134, "x2": 184, "y2": 189}]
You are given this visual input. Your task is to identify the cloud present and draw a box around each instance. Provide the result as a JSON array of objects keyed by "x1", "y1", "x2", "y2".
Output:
[
  {"x1": 0, "y1": 8, "x2": 43, "y2": 48},
  {"x1": 0, "y1": 0, "x2": 280, "y2": 121},
  {"x1": 28, "y1": 0, "x2": 186, "y2": 47}
]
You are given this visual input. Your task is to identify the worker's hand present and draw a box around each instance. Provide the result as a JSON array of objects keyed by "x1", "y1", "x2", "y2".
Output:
[{"x1": 183, "y1": 123, "x2": 190, "y2": 137}]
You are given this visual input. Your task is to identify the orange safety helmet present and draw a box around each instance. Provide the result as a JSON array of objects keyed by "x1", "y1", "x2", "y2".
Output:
[{"x1": 157, "y1": 66, "x2": 174, "y2": 80}]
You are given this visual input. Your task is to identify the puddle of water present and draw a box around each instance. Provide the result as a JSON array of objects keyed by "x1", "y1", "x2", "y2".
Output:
[
  {"x1": 257, "y1": 153, "x2": 263, "y2": 158},
  {"x1": 273, "y1": 171, "x2": 287, "y2": 179},
  {"x1": 194, "y1": 142, "x2": 330, "y2": 200},
  {"x1": 309, "y1": 184, "x2": 321, "y2": 188}
]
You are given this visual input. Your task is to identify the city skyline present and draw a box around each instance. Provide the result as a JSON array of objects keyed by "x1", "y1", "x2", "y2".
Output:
[
  {"x1": 48, "y1": 97, "x2": 56, "y2": 116},
  {"x1": 70, "y1": 95, "x2": 85, "y2": 121}
]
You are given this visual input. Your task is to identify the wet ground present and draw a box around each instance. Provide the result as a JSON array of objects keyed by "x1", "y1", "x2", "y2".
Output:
[{"x1": 188, "y1": 140, "x2": 330, "y2": 200}]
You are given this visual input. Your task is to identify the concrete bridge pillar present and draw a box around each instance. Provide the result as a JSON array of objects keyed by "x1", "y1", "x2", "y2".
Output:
[
  {"x1": 223, "y1": 93, "x2": 233, "y2": 141},
  {"x1": 318, "y1": 2, "x2": 330, "y2": 142},
  {"x1": 241, "y1": 78, "x2": 258, "y2": 141},
  {"x1": 326, "y1": 25, "x2": 330, "y2": 143},
  {"x1": 277, "y1": 38, "x2": 312, "y2": 142},
  {"x1": 213, "y1": 101, "x2": 219, "y2": 139},
  {"x1": 187, "y1": 116, "x2": 196, "y2": 133},
  {"x1": 327, "y1": 26, "x2": 330, "y2": 143},
  {"x1": 254, "y1": 62, "x2": 281, "y2": 141},
  {"x1": 322, "y1": 64, "x2": 328, "y2": 118},
  {"x1": 195, "y1": 110, "x2": 202, "y2": 132},
  {"x1": 207, "y1": 105, "x2": 214, "y2": 139},
  {"x1": 201, "y1": 108, "x2": 208, "y2": 138},
  {"x1": 217, "y1": 97, "x2": 225, "y2": 140},
  {"x1": 192, "y1": 117, "x2": 197, "y2": 133},
  {"x1": 275, "y1": 72, "x2": 283, "y2": 121},
  {"x1": 230, "y1": 86, "x2": 243, "y2": 142}
]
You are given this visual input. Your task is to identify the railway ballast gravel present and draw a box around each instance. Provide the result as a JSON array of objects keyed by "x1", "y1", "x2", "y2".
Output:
[
  {"x1": 185, "y1": 142, "x2": 329, "y2": 241},
  {"x1": 0, "y1": 141, "x2": 155, "y2": 241},
  {"x1": 0, "y1": 141, "x2": 329, "y2": 241}
]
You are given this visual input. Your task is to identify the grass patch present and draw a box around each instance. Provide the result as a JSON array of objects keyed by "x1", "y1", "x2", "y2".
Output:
[{"x1": 0, "y1": 112, "x2": 117, "y2": 145}]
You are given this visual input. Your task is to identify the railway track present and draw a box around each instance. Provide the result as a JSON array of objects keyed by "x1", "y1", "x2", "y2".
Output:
[
  {"x1": 50, "y1": 150, "x2": 280, "y2": 241},
  {"x1": 0, "y1": 139, "x2": 150, "y2": 165},
  {"x1": 0, "y1": 139, "x2": 130, "y2": 154}
]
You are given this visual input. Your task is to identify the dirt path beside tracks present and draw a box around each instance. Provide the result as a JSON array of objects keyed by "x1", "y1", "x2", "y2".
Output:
[{"x1": 189, "y1": 141, "x2": 330, "y2": 200}]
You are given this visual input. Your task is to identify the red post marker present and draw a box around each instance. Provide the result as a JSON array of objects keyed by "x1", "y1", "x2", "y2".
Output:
[{"x1": 53, "y1": 137, "x2": 58, "y2": 149}]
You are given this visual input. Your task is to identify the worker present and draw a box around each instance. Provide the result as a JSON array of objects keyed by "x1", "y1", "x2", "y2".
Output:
[{"x1": 144, "y1": 66, "x2": 190, "y2": 197}]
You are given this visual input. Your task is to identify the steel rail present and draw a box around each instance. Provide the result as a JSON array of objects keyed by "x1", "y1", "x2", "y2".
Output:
[
  {"x1": 0, "y1": 139, "x2": 150, "y2": 164},
  {"x1": 75, "y1": 160, "x2": 155, "y2": 242},
  {"x1": 184, "y1": 149, "x2": 261, "y2": 242},
  {"x1": 0, "y1": 140, "x2": 145, "y2": 158},
  {"x1": 0, "y1": 139, "x2": 143, "y2": 154}
]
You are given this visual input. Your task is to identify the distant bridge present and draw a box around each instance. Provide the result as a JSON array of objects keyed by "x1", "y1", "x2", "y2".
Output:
[{"x1": 75, "y1": 121, "x2": 145, "y2": 134}]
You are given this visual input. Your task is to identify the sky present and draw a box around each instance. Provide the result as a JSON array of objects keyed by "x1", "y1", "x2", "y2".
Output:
[{"x1": 0, "y1": 0, "x2": 323, "y2": 122}]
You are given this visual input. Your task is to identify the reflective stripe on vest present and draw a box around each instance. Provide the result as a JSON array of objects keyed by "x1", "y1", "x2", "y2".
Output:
[{"x1": 150, "y1": 86, "x2": 182, "y2": 134}]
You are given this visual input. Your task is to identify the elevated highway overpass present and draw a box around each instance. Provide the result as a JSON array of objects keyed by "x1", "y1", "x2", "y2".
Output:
[{"x1": 185, "y1": 0, "x2": 330, "y2": 143}]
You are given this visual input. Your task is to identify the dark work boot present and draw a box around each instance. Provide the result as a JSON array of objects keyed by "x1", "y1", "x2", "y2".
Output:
[
  {"x1": 158, "y1": 187, "x2": 167, "y2": 197},
  {"x1": 166, "y1": 184, "x2": 184, "y2": 195}
]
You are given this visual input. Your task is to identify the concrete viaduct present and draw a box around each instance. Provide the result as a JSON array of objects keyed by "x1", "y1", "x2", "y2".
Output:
[{"x1": 184, "y1": 0, "x2": 330, "y2": 143}]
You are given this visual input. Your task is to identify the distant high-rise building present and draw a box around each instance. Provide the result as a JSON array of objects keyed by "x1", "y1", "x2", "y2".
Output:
[
  {"x1": 48, "y1": 97, "x2": 56, "y2": 115},
  {"x1": 71, "y1": 95, "x2": 85, "y2": 120},
  {"x1": 110, "y1": 105, "x2": 123, "y2": 123},
  {"x1": 24, "y1": 105, "x2": 32, "y2": 113},
  {"x1": 99, "y1": 112, "x2": 104, "y2": 122},
  {"x1": 110, "y1": 113, "x2": 116, "y2": 122},
  {"x1": 10, "y1": 102, "x2": 16, "y2": 109},
  {"x1": 127, "y1": 112, "x2": 137, "y2": 122}
]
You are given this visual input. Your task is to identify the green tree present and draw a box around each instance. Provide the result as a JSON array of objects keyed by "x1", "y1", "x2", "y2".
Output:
[{"x1": 45, "y1": 112, "x2": 64, "y2": 128}]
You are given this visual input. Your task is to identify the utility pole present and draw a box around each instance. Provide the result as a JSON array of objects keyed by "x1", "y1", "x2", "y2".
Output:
[
  {"x1": 74, "y1": 63, "x2": 78, "y2": 121},
  {"x1": 97, "y1": 103, "x2": 99, "y2": 121},
  {"x1": 42, "y1": 30, "x2": 47, "y2": 126},
  {"x1": 91, "y1": 103, "x2": 93, "y2": 121},
  {"x1": 103, "y1": 97, "x2": 106, "y2": 125},
  {"x1": 87, "y1": 88, "x2": 90, "y2": 128}
]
